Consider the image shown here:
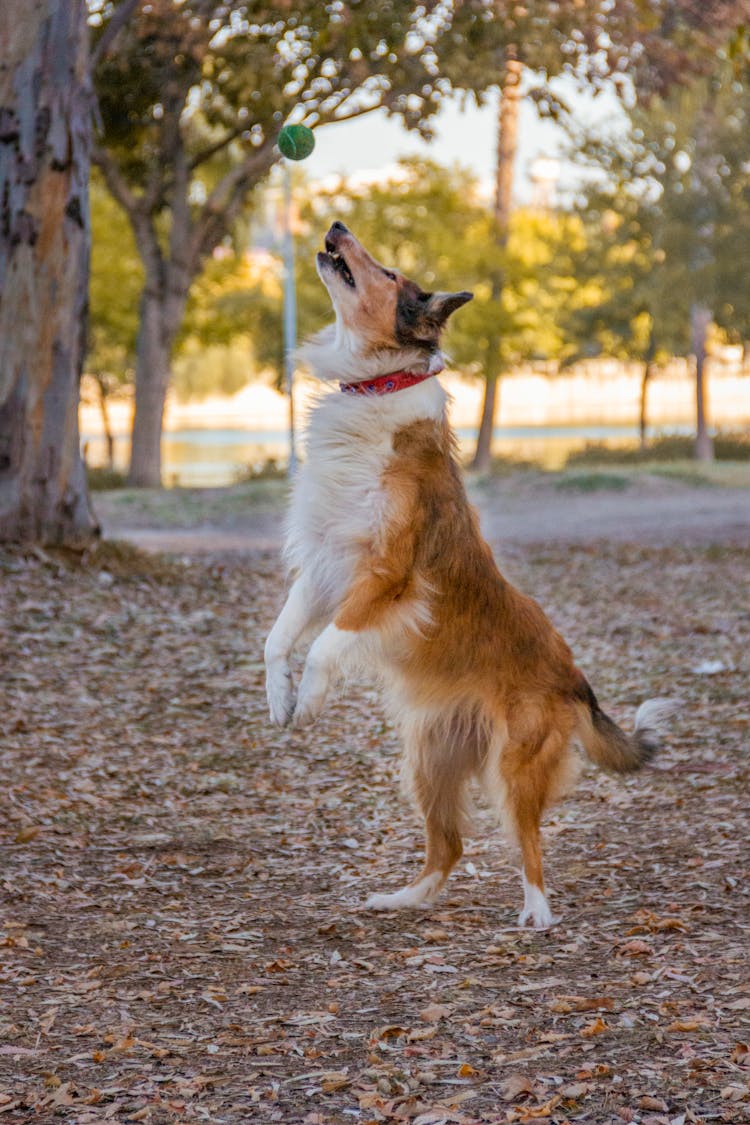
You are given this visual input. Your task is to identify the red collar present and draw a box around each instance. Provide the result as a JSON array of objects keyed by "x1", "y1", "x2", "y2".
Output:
[{"x1": 339, "y1": 367, "x2": 440, "y2": 396}]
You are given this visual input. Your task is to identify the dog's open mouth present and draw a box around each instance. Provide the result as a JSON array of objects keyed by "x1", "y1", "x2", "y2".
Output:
[{"x1": 321, "y1": 236, "x2": 355, "y2": 288}]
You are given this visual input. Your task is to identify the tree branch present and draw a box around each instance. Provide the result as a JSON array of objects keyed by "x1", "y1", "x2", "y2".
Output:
[
  {"x1": 91, "y1": 142, "x2": 139, "y2": 216},
  {"x1": 188, "y1": 123, "x2": 252, "y2": 172},
  {"x1": 90, "y1": 0, "x2": 142, "y2": 69},
  {"x1": 190, "y1": 144, "x2": 276, "y2": 270}
]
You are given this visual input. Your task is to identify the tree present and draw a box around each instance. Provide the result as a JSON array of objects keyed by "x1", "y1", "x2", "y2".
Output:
[
  {"x1": 0, "y1": 0, "x2": 98, "y2": 545},
  {"x1": 87, "y1": 171, "x2": 280, "y2": 459},
  {"x1": 468, "y1": 1, "x2": 750, "y2": 469},
  {"x1": 560, "y1": 183, "x2": 691, "y2": 449},
  {"x1": 471, "y1": 53, "x2": 522, "y2": 472},
  {"x1": 292, "y1": 160, "x2": 579, "y2": 415},
  {"x1": 87, "y1": 171, "x2": 143, "y2": 468},
  {"x1": 568, "y1": 52, "x2": 750, "y2": 459},
  {"x1": 91, "y1": 0, "x2": 732, "y2": 487},
  {"x1": 88, "y1": 0, "x2": 506, "y2": 486}
]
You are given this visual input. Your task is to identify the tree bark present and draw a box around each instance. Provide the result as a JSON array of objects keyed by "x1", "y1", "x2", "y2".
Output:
[
  {"x1": 471, "y1": 55, "x2": 522, "y2": 472},
  {"x1": 0, "y1": 0, "x2": 98, "y2": 544},
  {"x1": 691, "y1": 303, "x2": 714, "y2": 462},
  {"x1": 129, "y1": 283, "x2": 187, "y2": 486},
  {"x1": 638, "y1": 360, "x2": 656, "y2": 447},
  {"x1": 127, "y1": 287, "x2": 185, "y2": 487},
  {"x1": 639, "y1": 333, "x2": 657, "y2": 449},
  {"x1": 474, "y1": 374, "x2": 500, "y2": 468},
  {"x1": 94, "y1": 376, "x2": 115, "y2": 470}
]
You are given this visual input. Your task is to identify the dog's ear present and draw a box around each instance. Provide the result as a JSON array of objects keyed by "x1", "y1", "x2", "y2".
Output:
[
  {"x1": 424, "y1": 290, "x2": 474, "y2": 327},
  {"x1": 397, "y1": 286, "x2": 473, "y2": 345}
]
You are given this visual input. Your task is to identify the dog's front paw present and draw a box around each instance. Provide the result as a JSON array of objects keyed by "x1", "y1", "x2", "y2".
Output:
[
  {"x1": 291, "y1": 665, "x2": 330, "y2": 728},
  {"x1": 291, "y1": 687, "x2": 326, "y2": 728},
  {"x1": 266, "y1": 663, "x2": 296, "y2": 727}
]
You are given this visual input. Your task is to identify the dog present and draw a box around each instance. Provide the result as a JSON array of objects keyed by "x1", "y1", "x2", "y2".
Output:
[{"x1": 264, "y1": 220, "x2": 671, "y2": 929}]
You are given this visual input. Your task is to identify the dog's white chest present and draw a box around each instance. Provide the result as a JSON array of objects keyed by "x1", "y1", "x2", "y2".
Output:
[
  {"x1": 284, "y1": 380, "x2": 447, "y2": 612},
  {"x1": 285, "y1": 423, "x2": 391, "y2": 607}
]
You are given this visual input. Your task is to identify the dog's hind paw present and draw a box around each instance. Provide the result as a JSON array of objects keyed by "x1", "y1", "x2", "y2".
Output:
[
  {"x1": 365, "y1": 873, "x2": 443, "y2": 911},
  {"x1": 518, "y1": 881, "x2": 557, "y2": 930}
]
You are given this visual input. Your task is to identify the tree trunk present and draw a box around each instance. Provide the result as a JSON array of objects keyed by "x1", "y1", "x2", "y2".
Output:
[
  {"x1": 639, "y1": 364, "x2": 650, "y2": 449},
  {"x1": 474, "y1": 374, "x2": 500, "y2": 472},
  {"x1": 127, "y1": 288, "x2": 184, "y2": 487},
  {"x1": 639, "y1": 334, "x2": 657, "y2": 449},
  {"x1": 95, "y1": 376, "x2": 115, "y2": 470},
  {"x1": 691, "y1": 303, "x2": 714, "y2": 462},
  {"x1": 471, "y1": 55, "x2": 522, "y2": 472},
  {"x1": 0, "y1": 0, "x2": 98, "y2": 545}
]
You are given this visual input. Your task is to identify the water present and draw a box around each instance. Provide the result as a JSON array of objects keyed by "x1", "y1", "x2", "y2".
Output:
[{"x1": 83, "y1": 422, "x2": 683, "y2": 487}]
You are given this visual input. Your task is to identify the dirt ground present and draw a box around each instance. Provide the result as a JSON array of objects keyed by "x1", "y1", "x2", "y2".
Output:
[{"x1": 1, "y1": 473, "x2": 749, "y2": 1124}]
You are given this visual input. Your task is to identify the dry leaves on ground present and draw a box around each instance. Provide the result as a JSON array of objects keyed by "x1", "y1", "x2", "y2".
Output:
[{"x1": 0, "y1": 535, "x2": 748, "y2": 1124}]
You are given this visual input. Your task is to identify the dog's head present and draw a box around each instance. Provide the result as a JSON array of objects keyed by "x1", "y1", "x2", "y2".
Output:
[{"x1": 316, "y1": 222, "x2": 473, "y2": 355}]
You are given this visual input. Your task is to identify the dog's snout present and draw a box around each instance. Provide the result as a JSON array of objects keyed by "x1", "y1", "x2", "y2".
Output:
[{"x1": 330, "y1": 221, "x2": 348, "y2": 234}]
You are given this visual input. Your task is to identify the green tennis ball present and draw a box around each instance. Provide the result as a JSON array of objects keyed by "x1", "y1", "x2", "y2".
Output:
[{"x1": 277, "y1": 124, "x2": 315, "y2": 161}]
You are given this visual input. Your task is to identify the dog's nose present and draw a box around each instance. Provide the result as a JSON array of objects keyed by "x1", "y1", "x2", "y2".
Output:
[{"x1": 330, "y1": 221, "x2": 348, "y2": 234}]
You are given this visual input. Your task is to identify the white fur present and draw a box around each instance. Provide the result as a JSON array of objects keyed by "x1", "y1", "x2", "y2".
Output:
[
  {"x1": 519, "y1": 875, "x2": 555, "y2": 930},
  {"x1": 265, "y1": 330, "x2": 449, "y2": 730},
  {"x1": 299, "y1": 323, "x2": 445, "y2": 385},
  {"x1": 365, "y1": 872, "x2": 444, "y2": 911},
  {"x1": 292, "y1": 624, "x2": 362, "y2": 727},
  {"x1": 284, "y1": 367, "x2": 448, "y2": 618},
  {"x1": 264, "y1": 575, "x2": 319, "y2": 726},
  {"x1": 634, "y1": 697, "x2": 677, "y2": 737}
]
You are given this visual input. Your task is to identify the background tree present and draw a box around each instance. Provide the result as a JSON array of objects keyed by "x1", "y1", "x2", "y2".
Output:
[
  {"x1": 89, "y1": 0, "x2": 515, "y2": 487},
  {"x1": 291, "y1": 160, "x2": 579, "y2": 414},
  {"x1": 87, "y1": 171, "x2": 143, "y2": 468},
  {"x1": 0, "y1": 0, "x2": 98, "y2": 545},
  {"x1": 568, "y1": 53, "x2": 750, "y2": 459},
  {"x1": 561, "y1": 181, "x2": 691, "y2": 448},
  {"x1": 90, "y1": 0, "x2": 746, "y2": 487}
]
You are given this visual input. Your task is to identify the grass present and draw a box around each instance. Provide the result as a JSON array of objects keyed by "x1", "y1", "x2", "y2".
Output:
[
  {"x1": 566, "y1": 432, "x2": 750, "y2": 465},
  {"x1": 86, "y1": 465, "x2": 128, "y2": 490},
  {"x1": 554, "y1": 471, "x2": 631, "y2": 492},
  {"x1": 91, "y1": 477, "x2": 289, "y2": 529}
]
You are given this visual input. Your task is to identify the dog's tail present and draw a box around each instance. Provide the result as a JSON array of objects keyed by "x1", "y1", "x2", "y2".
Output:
[{"x1": 574, "y1": 680, "x2": 674, "y2": 774}]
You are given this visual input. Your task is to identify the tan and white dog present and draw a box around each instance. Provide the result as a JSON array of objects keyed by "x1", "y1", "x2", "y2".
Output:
[{"x1": 265, "y1": 221, "x2": 670, "y2": 929}]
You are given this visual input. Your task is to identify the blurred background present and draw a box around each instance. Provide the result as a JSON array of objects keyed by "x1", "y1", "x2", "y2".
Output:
[{"x1": 73, "y1": 1, "x2": 750, "y2": 493}]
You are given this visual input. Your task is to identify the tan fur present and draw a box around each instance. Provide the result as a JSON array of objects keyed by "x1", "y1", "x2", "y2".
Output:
[
  {"x1": 319, "y1": 227, "x2": 401, "y2": 351},
  {"x1": 270, "y1": 223, "x2": 667, "y2": 926},
  {"x1": 334, "y1": 417, "x2": 588, "y2": 901}
]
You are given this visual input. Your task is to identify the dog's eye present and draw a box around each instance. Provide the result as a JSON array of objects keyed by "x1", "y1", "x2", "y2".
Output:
[{"x1": 383, "y1": 269, "x2": 397, "y2": 281}]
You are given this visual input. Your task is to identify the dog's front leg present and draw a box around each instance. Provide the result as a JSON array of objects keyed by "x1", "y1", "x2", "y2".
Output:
[
  {"x1": 265, "y1": 576, "x2": 322, "y2": 727},
  {"x1": 292, "y1": 625, "x2": 360, "y2": 728}
]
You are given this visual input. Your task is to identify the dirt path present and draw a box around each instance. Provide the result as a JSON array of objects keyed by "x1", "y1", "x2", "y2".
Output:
[{"x1": 95, "y1": 471, "x2": 750, "y2": 555}]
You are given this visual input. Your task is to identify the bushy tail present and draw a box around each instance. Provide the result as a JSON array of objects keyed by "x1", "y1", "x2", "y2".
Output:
[{"x1": 575, "y1": 688, "x2": 674, "y2": 774}]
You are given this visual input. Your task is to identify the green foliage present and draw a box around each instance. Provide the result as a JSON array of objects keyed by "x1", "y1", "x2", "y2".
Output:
[
  {"x1": 89, "y1": 177, "x2": 282, "y2": 402},
  {"x1": 86, "y1": 466, "x2": 129, "y2": 491},
  {"x1": 172, "y1": 340, "x2": 254, "y2": 402},
  {"x1": 555, "y1": 471, "x2": 631, "y2": 492},
  {"x1": 567, "y1": 433, "x2": 750, "y2": 465},
  {"x1": 565, "y1": 55, "x2": 750, "y2": 364},
  {"x1": 294, "y1": 159, "x2": 580, "y2": 378},
  {"x1": 87, "y1": 171, "x2": 142, "y2": 391}
]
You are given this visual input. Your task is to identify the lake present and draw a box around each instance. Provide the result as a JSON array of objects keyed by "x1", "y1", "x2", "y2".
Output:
[{"x1": 82, "y1": 422, "x2": 688, "y2": 487}]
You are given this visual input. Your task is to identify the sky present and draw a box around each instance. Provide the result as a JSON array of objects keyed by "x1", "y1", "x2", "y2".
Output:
[{"x1": 300, "y1": 75, "x2": 625, "y2": 204}]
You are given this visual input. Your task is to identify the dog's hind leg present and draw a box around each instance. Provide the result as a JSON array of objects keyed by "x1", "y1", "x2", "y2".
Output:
[
  {"x1": 366, "y1": 719, "x2": 476, "y2": 910},
  {"x1": 500, "y1": 716, "x2": 575, "y2": 930}
]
